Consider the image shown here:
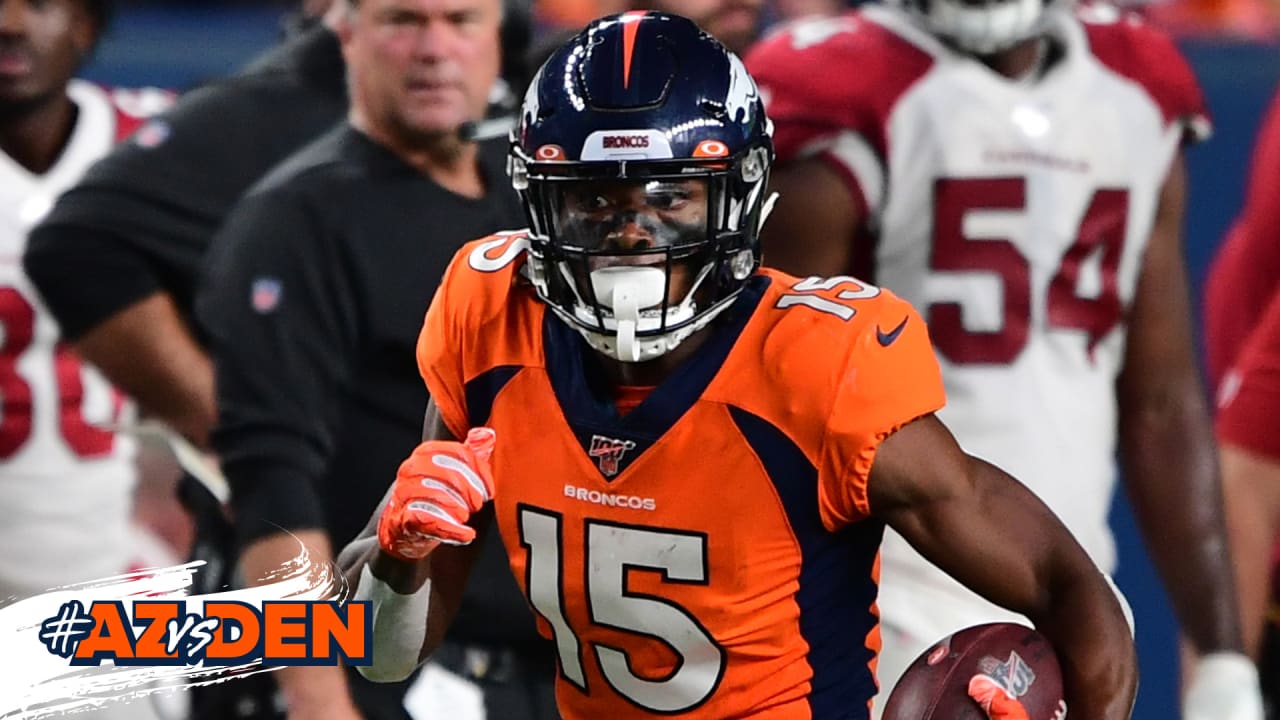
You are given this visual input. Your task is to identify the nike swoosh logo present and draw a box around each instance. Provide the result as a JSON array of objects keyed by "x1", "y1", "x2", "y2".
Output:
[{"x1": 876, "y1": 317, "x2": 909, "y2": 347}]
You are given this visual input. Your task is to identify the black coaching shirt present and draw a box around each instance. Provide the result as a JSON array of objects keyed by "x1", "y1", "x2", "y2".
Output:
[
  {"x1": 24, "y1": 24, "x2": 348, "y2": 337},
  {"x1": 197, "y1": 125, "x2": 537, "y2": 649}
]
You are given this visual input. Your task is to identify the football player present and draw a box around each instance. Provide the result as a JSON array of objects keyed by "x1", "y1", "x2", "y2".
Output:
[
  {"x1": 0, "y1": 0, "x2": 169, "y2": 597},
  {"x1": 0, "y1": 0, "x2": 172, "y2": 717},
  {"x1": 1205, "y1": 86, "x2": 1280, "y2": 711},
  {"x1": 1214, "y1": 291, "x2": 1280, "y2": 714},
  {"x1": 340, "y1": 13, "x2": 1138, "y2": 719},
  {"x1": 746, "y1": 1, "x2": 1261, "y2": 716}
]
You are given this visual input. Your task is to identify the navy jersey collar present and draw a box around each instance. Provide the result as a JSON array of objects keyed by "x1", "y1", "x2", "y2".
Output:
[{"x1": 543, "y1": 275, "x2": 771, "y2": 480}]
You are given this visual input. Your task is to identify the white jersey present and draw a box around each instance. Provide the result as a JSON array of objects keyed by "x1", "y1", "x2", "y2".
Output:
[
  {"x1": 0, "y1": 81, "x2": 167, "y2": 595},
  {"x1": 751, "y1": 4, "x2": 1208, "y2": 613}
]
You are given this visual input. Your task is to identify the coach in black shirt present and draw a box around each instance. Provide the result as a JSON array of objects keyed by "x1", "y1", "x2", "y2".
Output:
[{"x1": 196, "y1": 1, "x2": 555, "y2": 719}]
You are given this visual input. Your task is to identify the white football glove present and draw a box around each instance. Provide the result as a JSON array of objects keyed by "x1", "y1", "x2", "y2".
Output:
[{"x1": 1183, "y1": 651, "x2": 1264, "y2": 720}]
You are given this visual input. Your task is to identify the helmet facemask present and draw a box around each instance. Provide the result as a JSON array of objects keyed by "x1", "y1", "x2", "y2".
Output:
[
  {"x1": 512, "y1": 148, "x2": 770, "y2": 363},
  {"x1": 910, "y1": 0, "x2": 1051, "y2": 55},
  {"x1": 509, "y1": 12, "x2": 776, "y2": 362}
]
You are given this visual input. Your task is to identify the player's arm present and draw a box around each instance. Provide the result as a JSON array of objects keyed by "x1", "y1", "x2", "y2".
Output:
[
  {"x1": 1221, "y1": 443, "x2": 1280, "y2": 659},
  {"x1": 338, "y1": 400, "x2": 492, "y2": 682},
  {"x1": 23, "y1": 85, "x2": 241, "y2": 448},
  {"x1": 870, "y1": 415, "x2": 1138, "y2": 720},
  {"x1": 1119, "y1": 154, "x2": 1263, "y2": 717},
  {"x1": 24, "y1": 217, "x2": 216, "y2": 447},
  {"x1": 1214, "y1": 288, "x2": 1280, "y2": 660},
  {"x1": 340, "y1": 240, "x2": 496, "y2": 682},
  {"x1": 1116, "y1": 154, "x2": 1244, "y2": 655},
  {"x1": 760, "y1": 156, "x2": 865, "y2": 276},
  {"x1": 74, "y1": 292, "x2": 216, "y2": 446},
  {"x1": 1205, "y1": 91, "x2": 1280, "y2": 663}
]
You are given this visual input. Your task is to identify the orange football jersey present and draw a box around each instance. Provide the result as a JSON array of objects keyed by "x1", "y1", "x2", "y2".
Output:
[{"x1": 417, "y1": 232, "x2": 946, "y2": 719}]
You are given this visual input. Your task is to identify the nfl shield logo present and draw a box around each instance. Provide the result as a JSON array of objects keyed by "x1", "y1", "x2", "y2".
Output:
[
  {"x1": 978, "y1": 651, "x2": 1037, "y2": 698},
  {"x1": 588, "y1": 435, "x2": 636, "y2": 477},
  {"x1": 251, "y1": 277, "x2": 282, "y2": 314},
  {"x1": 134, "y1": 119, "x2": 170, "y2": 149}
]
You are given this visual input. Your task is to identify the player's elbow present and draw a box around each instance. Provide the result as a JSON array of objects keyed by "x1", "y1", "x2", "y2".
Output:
[{"x1": 1043, "y1": 558, "x2": 1138, "y2": 656}]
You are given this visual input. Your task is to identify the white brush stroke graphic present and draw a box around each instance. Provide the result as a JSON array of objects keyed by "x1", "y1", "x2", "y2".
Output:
[{"x1": 0, "y1": 540, "x2": 346, "y2": 719}]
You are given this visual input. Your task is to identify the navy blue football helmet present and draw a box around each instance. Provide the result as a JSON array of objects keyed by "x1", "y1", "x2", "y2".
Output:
[{"x1": 509, "y1": 12, "x2": 774, "y2": 363}]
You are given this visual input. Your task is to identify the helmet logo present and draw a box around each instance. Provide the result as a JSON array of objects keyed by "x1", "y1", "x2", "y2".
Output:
[
  {"x1": 724, "y1": 53, "x2": 761, "y2": 125},
  {"x1": 693, "y1": 140, "x2": 729, "y2": 158},
  {"x1": 521, "y1": 66, "x2": 543, "y2": 129},
  {"x1": 581, "y1": 129, "x2": 673, "y2": 161},
  {"x1": 536, "y1": 144, "x2": 566, "y2": 160},
  {"x1": 603, "y1": 135, "x2": 650, "y2": 149},
  {"x1": 620, "y1": 11, "x2": 647, "y2": 89}
]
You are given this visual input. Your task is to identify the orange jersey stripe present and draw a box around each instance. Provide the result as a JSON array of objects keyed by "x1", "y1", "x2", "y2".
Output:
[{"x1": 621, "y1": 11, "x2": 646, "y2": 89}]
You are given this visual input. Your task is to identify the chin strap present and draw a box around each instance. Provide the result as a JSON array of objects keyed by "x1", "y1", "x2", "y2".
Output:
[
  {"x1": 611, "y1": 283, "x2": 643, "y2": 362},
  {"x1": 590, "y1": 266, "x2": 668, "y2": 362}
]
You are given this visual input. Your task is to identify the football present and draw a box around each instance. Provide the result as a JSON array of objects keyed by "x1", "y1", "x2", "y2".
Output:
[{"x1": 881, "y1": 622, "x2": 1066, "y2": 720}]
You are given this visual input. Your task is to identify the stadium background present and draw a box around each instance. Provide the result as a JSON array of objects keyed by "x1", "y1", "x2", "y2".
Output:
[{"x1": 77, "y1": 2, "x2": 1280, "y2": 716}]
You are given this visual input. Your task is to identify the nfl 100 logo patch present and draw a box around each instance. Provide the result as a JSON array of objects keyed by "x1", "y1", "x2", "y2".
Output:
[{"x1": 588, "y1": 435, "x2": 636, "y2": 477}]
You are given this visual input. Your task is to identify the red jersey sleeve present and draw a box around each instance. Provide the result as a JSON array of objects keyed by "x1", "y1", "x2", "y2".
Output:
[
  {"x1": 1204, "y1": 88, "x2": 1280, "y2": 390},
  {"x1": 1082, "y1": 7, "x2": 1212, "y2": 145},
  {"x1": 818, "y1": 294, "x2": 947, "y2": 529},
  {"x1": 747, "y1": 12, "x2": 933, "y2": 220},
  {"x1": 1216, "y1": 287, "x2": 1280, "y2": 461}
]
